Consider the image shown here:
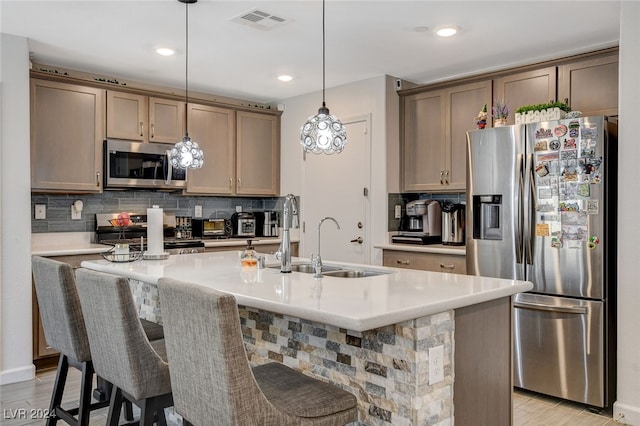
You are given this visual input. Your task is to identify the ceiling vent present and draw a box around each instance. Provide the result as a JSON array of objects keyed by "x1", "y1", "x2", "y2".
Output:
[{"x1": 231, "y1": 9, "x2": 291, "y2": 31}]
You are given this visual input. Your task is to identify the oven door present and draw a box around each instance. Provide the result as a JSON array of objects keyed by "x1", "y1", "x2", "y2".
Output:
[{"x1": 104, "y1": 139, "x2": 186, "y2": 189}]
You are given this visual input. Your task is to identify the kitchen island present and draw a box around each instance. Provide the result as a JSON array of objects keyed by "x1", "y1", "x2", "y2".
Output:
[{"x1": 81, "y1": 251, "x2": 532, "y2": 425}]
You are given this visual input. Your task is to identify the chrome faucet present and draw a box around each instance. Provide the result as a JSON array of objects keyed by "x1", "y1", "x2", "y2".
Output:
[
  {"x1": 313, "y1": 217, "x2": 340, "y2": 278},
  {"x1": 276, "y1": 194, "x2": 299, "y2": 273}
]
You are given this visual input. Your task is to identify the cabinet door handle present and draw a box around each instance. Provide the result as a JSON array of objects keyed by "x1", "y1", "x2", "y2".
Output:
[
  {"x1": 396, "y1": 259, "x2": 410, "y2": 265},
  {"x1": 445, "y1": 170, "x2": 450, "y2": 185},
  {"x1": 440, "y1": 170, "x2": 444, "y2": 185},
  {"x1": 96, "y1": 172, "x2": 101, "y2": 187},
  {"x1": 229, "y1": 178, "x2": 233, "y2": 189},
  {"x1": 140, "y1": 122, "x2": 144, "y2": 137},
  {"x1": 150, "y1": 123, "x2": 155, "y2": 139},
  {"x1": 439, "y1": 263, "x2": 455, "y2": 270},
  {"x1": 237, "y1": 178, "x2": 241, "y2": 188}
]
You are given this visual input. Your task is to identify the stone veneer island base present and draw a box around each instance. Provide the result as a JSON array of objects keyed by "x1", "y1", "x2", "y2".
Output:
[{"x1": 83, "y1": 252, "x2": 529, "y2": 426}]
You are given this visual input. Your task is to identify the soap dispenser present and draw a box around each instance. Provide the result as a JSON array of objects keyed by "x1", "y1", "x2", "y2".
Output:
[{"x1": 241, "y1": 240, "x2": 258, "y2": 267}]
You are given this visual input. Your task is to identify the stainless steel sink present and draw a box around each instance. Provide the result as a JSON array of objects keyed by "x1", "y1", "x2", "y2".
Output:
[
  {"x1": 267, "y1": 262, "x2": 389, "y2": 278},
  {"x1": 322, "y1": 269, "x2": 389, "y2": 278}
]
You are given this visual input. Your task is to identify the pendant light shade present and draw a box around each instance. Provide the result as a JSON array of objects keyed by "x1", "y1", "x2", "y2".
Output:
[
  {"x1": 171, "y1": 0, "x2": 204, "y2": 170},
  {"x1": 300, "y1": 0, "x2": 346, "y2": 155}
]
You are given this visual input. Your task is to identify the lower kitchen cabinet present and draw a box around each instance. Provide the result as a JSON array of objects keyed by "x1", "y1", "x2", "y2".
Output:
[
  {"x1": 32, "y1": 253, "x2": 102, "y2": 370},
  {"x1": 383, "y1": 249, "x2": 466, "y2": 274},
  {"x1": 205, "y1": 242, "x2": 297, "y2": 257}
]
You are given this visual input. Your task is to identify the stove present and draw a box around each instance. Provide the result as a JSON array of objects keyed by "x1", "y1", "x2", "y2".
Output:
[{"x1": 96, "y1": 213, "x2": 205, "y2": 255}]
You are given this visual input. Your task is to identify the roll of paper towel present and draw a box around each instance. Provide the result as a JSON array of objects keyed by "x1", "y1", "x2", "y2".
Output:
[{"x1": 147, "y1": 206, "x2": 164, "y2": 255}]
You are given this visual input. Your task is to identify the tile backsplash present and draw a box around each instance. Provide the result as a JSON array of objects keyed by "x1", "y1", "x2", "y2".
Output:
[
  {"x1": 31, "y1": 192, "x2": 287, "y2": 233},
  {"x1": 388, "y1": 192, "x2": 465, "y2": 232}
]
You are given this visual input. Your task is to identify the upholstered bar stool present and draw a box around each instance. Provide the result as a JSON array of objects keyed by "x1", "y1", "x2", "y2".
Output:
[
  {"x1": 32, "y1": 256, "x2": 164, "y2": 425},
  {"x1": 31, "y1": 256, "x2": 110, "y2": 426},
  {"x1": 75, "y1": 268, "x2": 172, "y2": 426},
  {"x1": 157, "y1": 278, "x2": 358, "y2": 426}
]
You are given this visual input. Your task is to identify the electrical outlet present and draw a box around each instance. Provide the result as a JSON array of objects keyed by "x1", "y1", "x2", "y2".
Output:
[
  {"x1": 429, "y1": 345, "x2": 444, "y2": 385},
  {"x1": 35, "y1": 204, "x2": 46, "y2": 220},
  {"x1": 394, "y1": 205, "x2": 402, "y2": 219},
  {"x1": 235, "y1": 205, "x2": 242, "y2": 213},
  {"x1": 194, "y1": 205, "x2": 203, "y2": 218},
  {"x1": 71, "y1": 206, "x2": 81, "y2": 220}
]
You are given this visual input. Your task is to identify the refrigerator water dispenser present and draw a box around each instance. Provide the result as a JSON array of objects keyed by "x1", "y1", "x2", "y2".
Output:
[{"x1": 473, "y1": 195, "x2": 502, "y2": 240}]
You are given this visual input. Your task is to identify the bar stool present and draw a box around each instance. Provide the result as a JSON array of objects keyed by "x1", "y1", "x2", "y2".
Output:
[
  {"x1": 157, "y1": 278, "x2": 358, "y2": 426},
  {"x1": 75, "y1": 268, "x2": 172, "y2": 426},
  {"x1": 32, "y1": 256, "x2": 164, "y2": 425}
]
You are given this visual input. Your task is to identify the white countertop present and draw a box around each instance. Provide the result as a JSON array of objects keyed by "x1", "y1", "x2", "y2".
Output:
[
  {"x1": 81, "y1": 251, "x2": 531, "y2": 332},
  {"x1": 31, "y1": 232, "x2": 295, "y2": 256}
]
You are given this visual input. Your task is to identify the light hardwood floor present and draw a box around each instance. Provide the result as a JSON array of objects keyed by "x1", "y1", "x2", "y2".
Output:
[{"x1": 0, "y1": 368, "x2": 627, "y2": 425}]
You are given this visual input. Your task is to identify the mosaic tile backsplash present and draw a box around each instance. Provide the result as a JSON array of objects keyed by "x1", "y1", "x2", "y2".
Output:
[
  {"x1": 31, "y1": 192, "x2": 286, "y2": 233},
  {"x1": 387, "y1": 193, "x2": 466, "y2": 232}
]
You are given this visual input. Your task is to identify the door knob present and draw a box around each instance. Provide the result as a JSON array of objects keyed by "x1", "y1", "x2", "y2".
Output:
[{"x1": 350, "y1": 237, "x2": 363, "y2": 244}]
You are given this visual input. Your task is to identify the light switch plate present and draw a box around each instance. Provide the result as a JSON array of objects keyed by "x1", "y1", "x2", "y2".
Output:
[
  {"x1": 394, "y1": 205, "x2": 402, "y2": 219},
  {"x1": 194, "y1": 205, "x2": 203, "y2": 218},
  {"x1": 35, "y1": 204, "x2": 46, "y2": 220}
]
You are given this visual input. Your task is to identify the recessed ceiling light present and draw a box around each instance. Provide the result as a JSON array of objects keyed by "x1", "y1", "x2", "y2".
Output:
[
  {"x1": 156, "y1": 47, "x2": 175, "y2": 56},
  {"x1": 278, "y1": 75, "x2": 293, "y2": 82},
  {"x1": 435, "y1": 26, "x2": 460, "y2": 37}
]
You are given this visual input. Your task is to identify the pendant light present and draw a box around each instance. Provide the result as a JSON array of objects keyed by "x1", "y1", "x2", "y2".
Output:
[
  {"x1": 300, "y1": 0, "x2": 347, "y2": 155},
  {"x1": 171, "y1": 0, "x2": 204, "y2": 170}
]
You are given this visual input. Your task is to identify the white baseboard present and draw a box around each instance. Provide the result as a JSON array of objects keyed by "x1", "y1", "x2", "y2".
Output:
[
  {"x1": 614, "y1": 401, "x2": 640, "y2": 426},
  {"x1": 0, "y1": 365, "x2": 35, "y2": 385}
]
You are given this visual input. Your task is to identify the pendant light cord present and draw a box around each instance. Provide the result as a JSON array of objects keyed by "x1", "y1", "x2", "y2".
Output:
[
  {"x1": 184, "y1": 1, "x2": 190, "y2": 137},
  {"x1": 322, "y1": 0, "x2": 326, "y2": 108}
]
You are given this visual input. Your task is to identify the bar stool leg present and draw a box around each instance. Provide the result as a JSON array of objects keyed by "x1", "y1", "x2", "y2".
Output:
[
  {"x1": 46, "y1": 355, "x2": 69, "y2": 426},
  {"x1": 106, "y1": 387, "x2": 124, "y2": 426},
  {"x1": 77, "y1": 361, "x2": 94, "y2": 425}
]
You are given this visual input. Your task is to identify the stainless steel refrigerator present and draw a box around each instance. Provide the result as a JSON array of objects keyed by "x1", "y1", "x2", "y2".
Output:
[{"x1": 466, "y1": 116, "x2": 617, "y2": 408}]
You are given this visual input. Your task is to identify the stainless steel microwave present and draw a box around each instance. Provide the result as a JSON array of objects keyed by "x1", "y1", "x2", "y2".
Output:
[{"x1": 104, "y1": 139, "x2": 187, "y2": 190}]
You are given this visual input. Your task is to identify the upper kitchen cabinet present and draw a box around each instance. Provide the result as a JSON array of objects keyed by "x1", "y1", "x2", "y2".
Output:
[
  {"x1": 184, "y1": 103, "x2": 236, "y2": 195},
  {"x1": 402, "y1": 80, "x2": 491, "y2": 192},
  {"x1": 106, "y1": 91, "x2": 184, "y2": 143},
  {"x1": 558, "y1": 53, "x2": 618, "y2": 117},
  {"x1": 31, "y1": 79, "x2": 104, "y2": 192},
  {"x1": 493, "y1": 67, "x2": 557, "y2": 125},
  {"x1": 235, "y1": 111, "x2": 280, "y2": 196}
]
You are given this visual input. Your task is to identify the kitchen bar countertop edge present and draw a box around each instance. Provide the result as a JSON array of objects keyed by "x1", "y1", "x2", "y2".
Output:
[{"x1": 80, "y1": 251, "x2": 531, "y2": 332}]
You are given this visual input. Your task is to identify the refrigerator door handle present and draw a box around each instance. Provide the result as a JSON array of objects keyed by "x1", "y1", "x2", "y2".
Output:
[
  {"x1": 525, "y1": 153, "x2": 536, "y2": 265},
  {"x1": 513, "y1": 301, "x2": 587, "y2": 315},
  {"x1": 516, "y1": 153, "x2": 524, "y2": 264}
]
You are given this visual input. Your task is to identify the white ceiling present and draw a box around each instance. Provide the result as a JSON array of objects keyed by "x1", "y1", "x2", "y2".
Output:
[{"x1": 1, "y1": 1, "x2": 621, "y2": 104}]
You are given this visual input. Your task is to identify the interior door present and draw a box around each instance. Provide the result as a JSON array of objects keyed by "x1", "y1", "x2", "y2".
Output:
[{"x1": 302, "y1": 116, "x2": 370, "y2": 264}]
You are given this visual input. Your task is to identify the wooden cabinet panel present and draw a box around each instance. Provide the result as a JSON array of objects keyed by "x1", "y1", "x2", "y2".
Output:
[
  {"x1": 401, "y1": 80, "x2": 490, "y2": 192},
  {"x1": 493, "y1": 67, "x2": 557, "y2": 125},
  {"x1": 205, "y1": 242, "x2": 297, "y2": 257},
  {"x1": 447, "y1": 81, "x2": 492, "y2": 190},
  {"x1": 107, "y1": 92, "x2": 185, "y2": 143},
  {"x1": 236, "y1": 111, "x2": 280, "y2": 196},
  {"x1": 383, "y1": 250, "x2": 466, "y2": 274},
  {"x1": 149, "y1": 97, "x2": 185, "y2": 143},
  {"x1": 106, "y1": 91, "x2": 147, "y2": 141},
  {"x1": 185, "y1": 104, "x2": 235, "y2": 195},
  {"x1": 402, "y1": 91, "x2": 444, "y2": 192},
  {"x1": 558, "y1": 54, "x2": 618, "y2": 117},
  {"x1": 31, "y1": 79, "x2": 104, "y2": 192}
]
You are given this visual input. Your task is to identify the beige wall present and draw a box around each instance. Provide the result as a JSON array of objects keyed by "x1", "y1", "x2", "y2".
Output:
[{"x1": 0, "y1": 34, "x2": 35, "y2": 384}]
